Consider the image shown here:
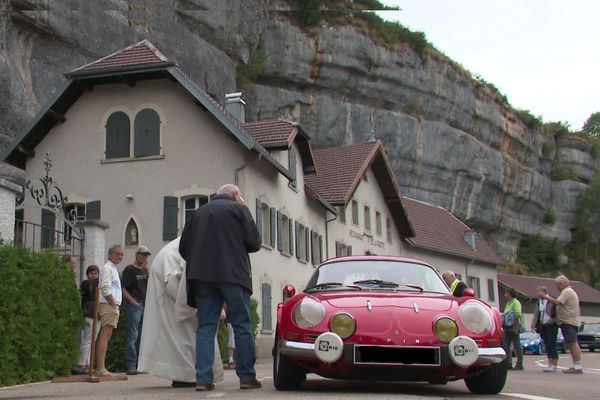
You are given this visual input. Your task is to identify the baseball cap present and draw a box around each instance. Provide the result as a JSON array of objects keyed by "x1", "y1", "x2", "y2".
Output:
[{"x1": 136, "y1": 245, "x2": 151, "y2": 255}]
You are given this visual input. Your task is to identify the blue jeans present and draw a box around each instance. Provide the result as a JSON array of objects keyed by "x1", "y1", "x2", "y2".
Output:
[
  {"x1": 125, "y1": 302, "x2": 144, "y2": 369},
  {"x1": 192, "y1": 282, "x2": 256, "y2": 384}
]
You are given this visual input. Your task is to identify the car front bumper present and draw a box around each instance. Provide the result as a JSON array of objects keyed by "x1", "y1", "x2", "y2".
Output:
[{"x1": 279, "y1": 338, "x2": 506, "y2": 366}]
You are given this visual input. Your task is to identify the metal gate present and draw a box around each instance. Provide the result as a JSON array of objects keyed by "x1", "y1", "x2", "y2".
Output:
[{"x1": 13, "y1": 152, "x2": 85, "y2": 279}]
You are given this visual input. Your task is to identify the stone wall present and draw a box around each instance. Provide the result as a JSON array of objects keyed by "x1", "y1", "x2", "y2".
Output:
[{"x1": 0, "y1": 0, "x2": 597, "y2": 260}]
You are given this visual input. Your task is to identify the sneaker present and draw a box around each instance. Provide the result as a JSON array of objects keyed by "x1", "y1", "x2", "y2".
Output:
[
  {"x1": 195, "y1": 383, "x2": 215, "y2": 391},
  {"x1": 240, "y1": 379, "x2": 262, "y2": 389},
  {"x1": 563, "y1": 367, "x2": 583, "y2": 374},
  {"x1": 543, "y1": 367, "x2": 558, "y2": 372},
  {"x1": 224, "y1": 362, "x2": 236, "y2": 370},
  {"x1": 126, "y1": 367, "x2": 138, "y2": 375},
  {"x1": 71, "y1": 366, "x2": 87, "y2": 375}
]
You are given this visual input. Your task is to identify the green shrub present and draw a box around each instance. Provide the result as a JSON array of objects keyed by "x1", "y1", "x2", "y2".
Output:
[
  {"x1": 543, "y1": 210, "x2": 557, "y2": 225},
  {"x1": 517, "y1": 235, "x2": 561, "y2": 275},
  {"x1": 552, "y1": 166, "x2": 580, "y2": 181},
  {"x1": 217, "y1": 298, "x2": 260, "y2": 362},
  {"x1": 517, "y1": 109, "x2": 543, "y2": 130},
  {"x1": 542, "y1": 141, "x2": 556, "y2": 158},
  {"x1": 0, "y1": 246, "x2": 82, "y2": 387}
]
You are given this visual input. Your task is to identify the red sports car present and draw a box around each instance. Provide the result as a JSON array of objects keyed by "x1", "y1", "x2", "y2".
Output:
[{"x1": 273, "y1": 256, "x2": 507, "y2": 394}]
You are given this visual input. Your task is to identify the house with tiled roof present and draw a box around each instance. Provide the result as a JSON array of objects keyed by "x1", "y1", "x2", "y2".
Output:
[
  {"x1": 1, "y1": 40, "x2": 348, "y2": 355},
  {"x1": 401, "y1": 197, "x2": 504, "y2": 308},
  {"x1": 498, "y1": 273, "x2": 600, "y2": 327}
]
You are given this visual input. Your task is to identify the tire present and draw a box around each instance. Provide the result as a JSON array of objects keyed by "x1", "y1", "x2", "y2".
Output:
[
  {"x1": 464, "y1": 361, "x2": 508, "y2": 395},
  {"x1": 273, "y1": 334, "x2": 306, "y2": 390}
]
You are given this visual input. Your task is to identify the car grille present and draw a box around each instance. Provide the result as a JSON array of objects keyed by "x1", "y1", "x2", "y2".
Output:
[
  {"x1": 354, "y1": 345, "x2": 440, "y2": 366},
  {"x1": 578, "y1": 334, "x2": 597, "y2": 341}
]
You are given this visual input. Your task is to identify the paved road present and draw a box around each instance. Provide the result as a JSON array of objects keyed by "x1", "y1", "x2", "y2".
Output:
[{"x1": 1, "y1": 352, "x2": 598, "y2": 400}]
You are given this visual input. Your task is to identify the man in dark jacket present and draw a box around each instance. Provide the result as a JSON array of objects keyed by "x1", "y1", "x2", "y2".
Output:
[{"x1": 179, "y1": 184, "x2": 262, "y2": 391}]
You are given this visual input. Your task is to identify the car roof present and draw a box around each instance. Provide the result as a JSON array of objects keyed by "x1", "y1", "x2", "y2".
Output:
[{"x1": 320, "y1": 255, "x2": 434, "y2": 268}]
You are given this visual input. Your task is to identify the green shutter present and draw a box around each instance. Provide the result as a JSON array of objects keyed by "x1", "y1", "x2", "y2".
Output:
[
  {"x1": 134, "y1": 108, "x2": 160, "y2": 157},
  {"x1": 276, "y1": 211, "x2": 283, "y2": 252},
  {"x1": 288, "y1": 148, "x2": 297, "y2": 186},
  {"x1": 86, "y1": 200, "x2": 101, "y2": 220},
  {"x1": 105, "y1": 111, "x2": 130, "y2": 158},
  {"x1": 163, "y1": 196, "x2": 178, "y2": 241},
  {"x1": 305, "y1": 228, "x2": 310, "y2": 261},
  {"x1": 318, "y1": 235, "x2": 323, "y2": 263},
  {"x1": 270, "y1": 208, "x2": 276, "y2": 248},
  {"x1": 261, "y1": 283, "x2": 272, "y2": 331},
  {"x1": 348, "y1": 246, "x2": 352, "y2": 256},
  {"x1": 288, "y1": 218, "x2": 294, "y2": 256},
  {"x1": 295, "y1": 221, "x2": 300, "y2": 259},
  {"x1": 335, "y1": 242, "x2": 342, "y2": 257},
  {"x1": 255, "y1": 199, "x2": 263, "y2": 239}
]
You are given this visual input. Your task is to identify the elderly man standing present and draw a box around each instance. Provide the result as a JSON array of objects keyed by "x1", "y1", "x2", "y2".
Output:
[
  {"x1": 541, "y1": 275, "x2": 583, "y2": 374},
  {"x1": 95, "y1": 244, "x2": 123, "y2": 376},
  {"x1": 180, "y1": 184, "x2": 262, "y2": 392}
]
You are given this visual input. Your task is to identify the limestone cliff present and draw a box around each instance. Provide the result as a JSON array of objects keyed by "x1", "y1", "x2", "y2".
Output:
[{"x1": 1, "y1": 0, "x2": 597, "y2": 260}]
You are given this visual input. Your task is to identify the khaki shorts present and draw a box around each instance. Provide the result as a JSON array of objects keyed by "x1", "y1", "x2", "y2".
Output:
[{"x1": 97, "y1": 303, "x2": 120, "y2": 328}]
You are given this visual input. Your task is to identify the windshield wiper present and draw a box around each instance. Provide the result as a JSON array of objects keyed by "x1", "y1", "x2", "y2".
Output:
[
  {"x1": 353, "y1": 279, "x2": 399, "y2": 288},
  {"x1": 306, "y1": 282, "x2": 362, "y2": 292},
  {"x1": 402, "y1": 283, "x2": 424, "y2": 292}
]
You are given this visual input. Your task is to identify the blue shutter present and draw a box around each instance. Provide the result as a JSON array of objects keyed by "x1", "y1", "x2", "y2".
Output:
[
  {"x1": 261, "y1": 283, "x2": 272, "y2": 331},
  {"x1": 270, "y1": 208, "x2": 276, "y2": 248},
  {"x1": 105, "y1": 112, "x2": 130, "y2": 158},
  {"x1": 163, "y1": 196, "x2": 178, "y2": 241},
  {"x1": 85, "y1": 200, "x2": 101, "y2": 220},
  {"x1": 255, "y1": 199, "x2": 263, "y2": 239},
  {"x1": 134, "y1": 108, "x2": 160, "y2": 157}
]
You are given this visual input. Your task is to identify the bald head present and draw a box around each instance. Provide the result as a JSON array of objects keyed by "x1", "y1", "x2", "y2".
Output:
[
  {"x1": 216, "y1": 184, "x2": 244, "y2": 204},
  {"x1": 442, "y1": 271, "x2": 456, "y2": 286}
]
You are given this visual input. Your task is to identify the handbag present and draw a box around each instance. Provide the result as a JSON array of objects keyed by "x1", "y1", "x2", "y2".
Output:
[{"x1": 502, "y1": 311, "x2": 516, "y2": 328}]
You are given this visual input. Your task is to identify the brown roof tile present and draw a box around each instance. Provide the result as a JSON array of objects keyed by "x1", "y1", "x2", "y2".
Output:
[
  {"x1": 70, "y1": 40, "x2": 170, "y2": 73},
  {"x1": 403, "y1": 197, "x2": 504, "y2": 265},
  {"x1": 243, "y1": 119, "x2": 297, "y2": 148},
  {"x1": 498, "y1": 273, "x2": 600, "y2": 304}
]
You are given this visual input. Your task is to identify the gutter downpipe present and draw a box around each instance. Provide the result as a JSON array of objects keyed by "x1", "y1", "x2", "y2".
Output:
[
  {"x1": 325, "y1": 208, "x2": 337, "y2": 260},
  {"x1": 234, "y1": 152, "x2": 262, "y2": 187}
]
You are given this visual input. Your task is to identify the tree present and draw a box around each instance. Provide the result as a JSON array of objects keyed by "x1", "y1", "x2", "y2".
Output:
[{"x1": 583, "y1": 112, "x2": 600, "y2": 137}]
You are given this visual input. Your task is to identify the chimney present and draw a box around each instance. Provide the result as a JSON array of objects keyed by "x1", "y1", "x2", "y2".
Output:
[
  {"x1": 225, "y1": 92, "x2": 245, "y2": 123},
  {"x1": 464, "y1": 231, "x2": 476, "y2": 250}
]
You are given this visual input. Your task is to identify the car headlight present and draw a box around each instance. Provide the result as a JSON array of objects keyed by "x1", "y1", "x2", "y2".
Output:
[
  {"x1": 458, "y1": 302, "x2": 493, "y2": 335},
  {"x1": 330, "y1": 313, "x2": 356, "y2": 339},
  {"x1": 292, "y1": 297, "x2": 325, "y2": 329},
  {"x1": 434, "y1": 317, "x2": 458, "y2": 343}
]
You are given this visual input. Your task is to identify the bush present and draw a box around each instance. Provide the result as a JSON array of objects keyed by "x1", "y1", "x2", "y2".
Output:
[
  {"x1": 0, "y1": 246, "x2": 82, "y2": 387},
  {"x1": 543, "y1": 210, "x2": 557, "y2": 225},
  {"x1": 217, "y1": 298, "x2": 260, "y2": 362},
  {"x1": 517, "y1": 235, "x2": 561, "y2": 275}
]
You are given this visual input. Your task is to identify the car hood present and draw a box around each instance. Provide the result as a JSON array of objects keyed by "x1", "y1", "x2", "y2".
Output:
[{"x1": 318, "y1": 292, "x2": 454, "y2": 312}]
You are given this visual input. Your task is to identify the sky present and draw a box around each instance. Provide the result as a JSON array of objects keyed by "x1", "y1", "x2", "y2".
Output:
[{"x1": 377, "y1": 0, "x2": 599, "y2": 131}]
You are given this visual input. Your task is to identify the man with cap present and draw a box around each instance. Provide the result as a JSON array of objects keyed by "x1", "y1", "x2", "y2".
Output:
[{"x1": 122, "y1": 245, "x2": 151, "y2": 375}]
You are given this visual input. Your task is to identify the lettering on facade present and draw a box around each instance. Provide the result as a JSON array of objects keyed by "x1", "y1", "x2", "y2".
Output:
[{"x1": 349, "y1": 229, "x2": 385, "y2": 249}]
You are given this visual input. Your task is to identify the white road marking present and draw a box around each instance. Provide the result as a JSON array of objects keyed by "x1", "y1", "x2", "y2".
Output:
[
  {"x1": 207, "y1": 392, "x2": 225, "y2": 398},
  {"x1": 502, "y1": 394, "x2": 561, "y2": 400}
]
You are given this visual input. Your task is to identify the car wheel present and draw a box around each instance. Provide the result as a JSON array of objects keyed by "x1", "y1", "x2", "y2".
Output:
[
  {"x1": 273, "y1": 334, "x2": 306, "y2": 390},
  {"x1": 464, "y1": 361, "x2": 508, "y2": 394}
]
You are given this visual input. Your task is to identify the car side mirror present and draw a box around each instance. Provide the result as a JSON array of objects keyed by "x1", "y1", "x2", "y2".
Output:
[
  {"x1": 461, "y1": 288, "x2": 475, "y2": 297},
  {"x1": 283, "y1": 284, "x2": 296, "y2": 302}
]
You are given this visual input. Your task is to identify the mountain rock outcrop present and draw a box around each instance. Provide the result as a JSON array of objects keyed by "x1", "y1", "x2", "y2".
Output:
[{"x1": 1, "y1": 0, "x2": 597, "y2": 260}]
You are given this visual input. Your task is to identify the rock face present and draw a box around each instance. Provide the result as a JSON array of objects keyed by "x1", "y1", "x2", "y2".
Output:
[{"x1": 0, "y1": 0, "x2": 597, "y2": 260}]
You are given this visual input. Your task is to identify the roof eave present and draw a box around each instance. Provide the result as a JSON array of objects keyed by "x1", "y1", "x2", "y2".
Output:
[{"x1": 64, "y1": 61, "x2": 175, "y2": 79}]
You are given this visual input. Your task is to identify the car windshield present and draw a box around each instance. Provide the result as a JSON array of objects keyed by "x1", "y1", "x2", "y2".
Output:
[
  {"x1": 581, "y1": 323, "x2": 600, "y2": 332},
  {"x1": 305, "y1": 259, "x2": 450, "y2": 293},
  {"x1": 520, "y1": 332, "x2": 538, "y2": 339}
]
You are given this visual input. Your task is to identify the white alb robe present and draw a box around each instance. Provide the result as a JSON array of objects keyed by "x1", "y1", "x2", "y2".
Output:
[{"x1": 138, "y1": 237, "x2": 223, "y2": 383}]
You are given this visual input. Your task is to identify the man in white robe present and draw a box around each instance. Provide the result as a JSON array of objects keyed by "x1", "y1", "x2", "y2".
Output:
[{"x1": 138, "y1": 237, "x2": 224, "y2": 386}]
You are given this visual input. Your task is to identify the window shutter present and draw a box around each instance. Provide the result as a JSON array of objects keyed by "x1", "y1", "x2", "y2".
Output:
[
  {"x1": 270, "y1": 208, "x2": 276, "y2": 248},
  {"x1": 134, "y1": 108, "x2": 161, "y2": 157},
  {"x1": 305, "y1": 228, "x2": 310, "y2": 261},
  {"x1": 106, "y1": 112, "x2": 130, "y2": 158},
  {"x1": 255, "y1": 199, "x2": 263, "y2": 239},
  {"x1": 86, "y1": 200, "x2": 101, "y2": 220},
  {"x1": 276, "y1": 211, "x2": 283, "y2": 252},
  {"x1": 288, "y1": 218, "x2": 294, "y2": 256},
  {"x1": 318, "y1": 234, "x2": 323, "y2": 263},
  {"x1": 335, "y1": 242, "x2": 342, "y2": 257},
  {"x1": 261, "y1": 283, "x2": 272, "y2": 331},
  {"x1": 288, "y1": 148, "x2": 297, "y2": 186},
  {"x1": 41, "y1": 209, "x2": 56, "y2": 249},
  {"x1": 348, "y1": 246, "x2": 353, "y2": 256},
  {"x1": 295, "y1": 221, "x2": 300, "y2": 259},
  {"x1": 163, "y1": 196, "x2": 178, "y2": 241}
]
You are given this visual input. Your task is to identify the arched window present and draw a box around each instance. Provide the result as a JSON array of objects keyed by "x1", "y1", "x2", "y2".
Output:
[
  {"x1": 134, "y1": 108, "x2": 160, "y2": 157},
  {"x1": 105, "y1": 111, "x2": 130, "y2": 159},
  {"x1": 125, "y1": 218, "x2": 139, "y2": 246}
]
